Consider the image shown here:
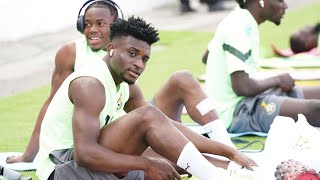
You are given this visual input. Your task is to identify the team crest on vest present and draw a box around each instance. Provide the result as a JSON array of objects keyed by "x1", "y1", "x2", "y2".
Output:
[
  {"x1": 260, "y1": 101, "x2": 276, "y2": 115},
  {"x1": 116, "y1": 93, "x2": 123, "y2": 110},
  {"x1": 245, "y1": 24, "x2": 252, "y2": 37}
]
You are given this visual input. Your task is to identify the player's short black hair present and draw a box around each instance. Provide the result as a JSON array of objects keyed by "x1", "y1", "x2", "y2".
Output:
[
  {"x1": 290, "y1": 22, "x2": 320, "y2": 53},
  {"x1": 109, "y1": 16, "x2": 159, "y2": 45},
  {"x1": 85, "y1": 1, "x2": 118, "y2": 19},
  {"x1": 236, "y1": 0, "x2": 247, "y2": 8},
  {"x1": 290, "y1": 35, "x2": 306, "y2": 53}
]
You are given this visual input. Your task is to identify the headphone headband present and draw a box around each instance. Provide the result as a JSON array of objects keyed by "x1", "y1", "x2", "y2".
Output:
[
  {"x1": 77, "y1": 0, "x2": 124, "y2": 19},
  {"x1": 76, "y1": 0, "x2": 124, "y2": 33}
]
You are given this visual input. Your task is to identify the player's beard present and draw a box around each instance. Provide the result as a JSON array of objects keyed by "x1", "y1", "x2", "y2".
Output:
[
  {"x1": 274, "y1": 20, "x2": 281, "y2": 26},
  {"x1": 120, "y1": 73, "x2": 136, "y2": 85}
]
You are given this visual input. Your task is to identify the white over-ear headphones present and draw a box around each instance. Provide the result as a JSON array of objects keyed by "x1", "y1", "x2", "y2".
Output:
[
  {"x1": 109, "y1": 49, "x2": 114, "y2": 56},
  {"x1": 259, "y1": 0, "x2": 264, "y2": 7}
]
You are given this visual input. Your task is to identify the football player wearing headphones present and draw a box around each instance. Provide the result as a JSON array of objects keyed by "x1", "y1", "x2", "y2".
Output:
[
  {"x1": 7, "y1": 0, "x2": 236, "y2": 170},
  {"x1": 6, "y1": 0, "x2": 123, "y2": 164}
]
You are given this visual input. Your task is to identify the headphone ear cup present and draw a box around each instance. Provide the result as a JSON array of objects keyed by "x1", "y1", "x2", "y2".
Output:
[
  {"x1": 76, "y1": 0, "x2": 124, "y2": 34},
  {"x1": 77, "y1": 15, "x2": 85, "y2": 34},
  {"x1": 259, "y1": 0, "x2": 264, "y2": 7}
]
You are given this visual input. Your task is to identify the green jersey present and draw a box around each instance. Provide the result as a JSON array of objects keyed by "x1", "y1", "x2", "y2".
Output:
[
  {"x1": 74, "y1": 38, "x2": 107, "y2": 70},
  {"x1": 205, "y1": 8, "x2": 259, "y2": 128},
  {"x1": 37, "y1": 59, "x2": 129, "y2": 180}
]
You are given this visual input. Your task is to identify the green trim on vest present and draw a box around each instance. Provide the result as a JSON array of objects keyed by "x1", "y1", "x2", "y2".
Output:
[{"x1": 223, "y1": 43, "x2": 252, "y2": 62}]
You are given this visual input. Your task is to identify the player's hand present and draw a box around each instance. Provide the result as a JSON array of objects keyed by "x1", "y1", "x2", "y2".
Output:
[
  {"x1": 277, "y1": 73, "x2": 295, "y2": 92},
  {"x1": 145, "y1": 157, "x2": 181, "y2": 180},
  {"x1": 6, "y1": 155, "x2": 30, "y2": 164},
  {"x1": 230, "y1": 151, "x2": 258, "y2": 170}
]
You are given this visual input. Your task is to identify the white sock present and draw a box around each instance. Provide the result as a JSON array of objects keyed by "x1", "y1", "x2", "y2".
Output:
[
  {"x1": 203, "y1": 119, "x2": 236, "y2": 149},
  {"x1": 177, "y1": 142, "x2": 230, "y2": 180},
  {"x1": 227, "y1": 160, "x2": 243, "y2": 171}
]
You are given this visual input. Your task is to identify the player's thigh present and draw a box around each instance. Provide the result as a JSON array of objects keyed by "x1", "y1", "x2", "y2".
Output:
[
  {"x1": 280, "y1": 97, "x2": 320, "y2": 118},
  {"x1": 98, "y1": 108, "x2": 151, "y2": 155},
  {"x1": 301, "y1": 86, "x2": 320, "y2": 99}
]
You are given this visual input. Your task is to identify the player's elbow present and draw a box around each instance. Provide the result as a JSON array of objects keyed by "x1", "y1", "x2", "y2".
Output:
[
  {"x1": 231, "y1": 74, "x2": 259, "y2": 97},
  {"x1": 73, "y1": 146, "x2": 93, "y2": 167},
  {"x1": 232, "y1": 84, "x2": 256, "y2": 97},
  {"x1": 233, "y1": 87, "x2": 247, "y2": 97}
]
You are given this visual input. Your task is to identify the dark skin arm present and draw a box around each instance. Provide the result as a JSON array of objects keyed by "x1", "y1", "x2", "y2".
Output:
[
  {"x1": 170, "y1": 120, "x2": 256, "y2": 170},
  {"x1": 70, "y1": 77, "x2": 180, "y2": 179},
  {"x1": 6, "y1": 43, "x2": 76, "y2": 163},
  {"x1": 231, "y1": 71, "x2": 295, "y2": 97},
  {"x1": 203, "y1": 42, "x2": 294, "y2": 95},
  {"x1": 70, "y1": 77, "x2": 147, "y2": 172},
  {"x1": 124, "y1": 83, "x2": 148, "y2": 113}
]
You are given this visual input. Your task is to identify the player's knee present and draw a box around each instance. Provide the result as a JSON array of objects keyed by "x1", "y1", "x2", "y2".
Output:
[
  {"x1": 139, "y1": 105, "x2": 170, "y2": 126},
  {"x1": 140, "y1": 105, "x2": 163, "y2": 120},
  {"x1": 169, "y1": 70, "x2": 197, "y2": 89},
  {"x1": 171, "y1": 70, "x2": 194, "y2": 81}
]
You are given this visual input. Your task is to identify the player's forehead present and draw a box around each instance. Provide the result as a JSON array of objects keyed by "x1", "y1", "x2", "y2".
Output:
[{"x1": 85, "y1": 7, "x2": 113, "y2": 18}]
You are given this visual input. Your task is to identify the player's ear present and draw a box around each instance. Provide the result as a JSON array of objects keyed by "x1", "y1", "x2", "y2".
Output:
[{"x1": 107, "y1": 43, "x2": 114, "y2": 56}]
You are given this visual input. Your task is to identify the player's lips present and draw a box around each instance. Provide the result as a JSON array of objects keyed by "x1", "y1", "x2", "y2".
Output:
[
  {"x1": 129, "y1": 70, "x2": 141, "y2": 78},
  {"x1": 88, "y1": 36, "x2": 101, "y2": 45}
]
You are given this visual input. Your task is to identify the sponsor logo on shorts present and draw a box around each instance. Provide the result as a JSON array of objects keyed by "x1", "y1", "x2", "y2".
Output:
[{"x1": 260, "y1": 101, "x2": 276, "y2": 115}]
